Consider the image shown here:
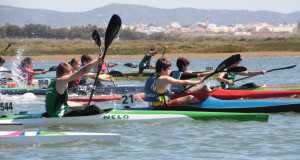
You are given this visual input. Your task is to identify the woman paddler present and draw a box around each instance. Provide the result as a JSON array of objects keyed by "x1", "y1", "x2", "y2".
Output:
[
  {"x1": 45, "y1": 56, "x2": 104, "y2": 117},
  {"x1": 20, "y1": 57, "x2": 48, "y2": 86},
  {"x1": 144, "y1": 57, "x2": 205, "y2": 108}
]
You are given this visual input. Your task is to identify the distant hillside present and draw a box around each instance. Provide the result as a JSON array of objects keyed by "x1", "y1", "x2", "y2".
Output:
[{"x1": 0, "y1": 4, "x2": 299, "y2": 28}]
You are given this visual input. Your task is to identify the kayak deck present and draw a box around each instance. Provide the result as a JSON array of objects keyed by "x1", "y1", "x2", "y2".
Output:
[{"x1": 0, "y1": 109, "x2": 269, "y2": 128}]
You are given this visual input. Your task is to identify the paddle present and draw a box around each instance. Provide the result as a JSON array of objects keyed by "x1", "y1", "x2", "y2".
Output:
[
  {"x1": 88, "y1": 14, "x2": 121, "y2": 105},
  {"x1": 226, "y1": 66, "x2": 247, "y2": 72},
  {"x1": 2, "y1": 43, "x2": 11, "y2": 55},
  {"x1": 33, "y1": 66, "x2": 57, "y2": 72},
  {"x1": 162, "y1": 47, "x2": 166, "y2": 57},
  {"x1": 234, "y1": 65, "x2": 296, "y2": 82},
  {"x1": 107, "y1": 62, "x2": 137, "y2": 68},
  {"x1": 171, "y1": 54, "x2": 241, "y2": 99}
]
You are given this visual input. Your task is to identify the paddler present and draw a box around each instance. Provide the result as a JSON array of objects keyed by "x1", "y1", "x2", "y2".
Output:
[
  {"x1": 20, "y1": 57, "x2": 48, "y2": 86},
  {"x1": 45, "y1": 56, "x2": 104, "y2": 117},
  {"x1": 81, "y1": 54, "x2": 115, "y2": 86},
  {"x1": 170, "y1": 57, "x2": 212, "y2": 93},
  {"x1": 139, "y1": 46, "x2": 168, "y2": 77},
  {"x1": 217, "y1": 57, "x2": 266, "y2": 89},
  {"x1": 144, "y1": 57, "x2": 205, "y2": 107}
]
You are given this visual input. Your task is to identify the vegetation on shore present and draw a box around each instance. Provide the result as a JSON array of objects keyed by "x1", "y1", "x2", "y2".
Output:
[{"x1": 1, "y1": 36, "x2": 300, "y2": 56}]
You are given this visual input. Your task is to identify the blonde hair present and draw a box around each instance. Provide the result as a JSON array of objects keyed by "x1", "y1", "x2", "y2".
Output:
[{"x1": 56, "y1": 62, "x2": 73, "y2": 77}]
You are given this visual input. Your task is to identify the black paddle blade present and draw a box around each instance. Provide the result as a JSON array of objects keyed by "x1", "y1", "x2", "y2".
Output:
[
  {"x1": 227, "y1": 66, "x2": 247, "y2": 72},
  {"x1": 92, "y1": 30, "x2": 101, "y2": 47},
  {"x1": 49, "y1": 66, "x2": 57, "y2": 71},
  {"x1": 104, "y1": 14, "x2": 122, "y2": 55},
  {"x1": 124, "y1": 63, "x2": 137, "y2": 68},
  {"x1": 2, "y1": 43, "x2": 11, "y2": 54}
]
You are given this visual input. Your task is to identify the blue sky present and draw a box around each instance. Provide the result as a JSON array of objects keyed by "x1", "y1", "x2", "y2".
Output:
[{"x1": 0, "y1": 0, "x2": 299, "y2": 13}]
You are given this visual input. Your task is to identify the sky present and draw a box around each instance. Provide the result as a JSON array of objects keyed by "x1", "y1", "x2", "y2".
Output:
[{"x1": 0, "y1": 0, "x2": 299, "y2": 14}]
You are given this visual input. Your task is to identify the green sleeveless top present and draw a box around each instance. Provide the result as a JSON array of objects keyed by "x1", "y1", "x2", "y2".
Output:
[
  {"x1": 220, "y1": 72, "x2": 236, "y2": 89},
  {"x1": 138, "y1": 53, "x2": 152, "y2": 69},
  {"x1": 45, "y1": 78, "x2": 69, "y2": 117}
]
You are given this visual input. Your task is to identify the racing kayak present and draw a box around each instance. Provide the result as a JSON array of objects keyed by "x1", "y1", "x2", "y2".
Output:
[
  {"x1": 175, "y1": 88, "x2": 300, "y2": 100},
  {"x1": 0, "y1": 109, "x2": 269, "y2": 127},
  {"x1": 69, "y1": 88, "x2": 300, "y2": 102},
  {"x1": 230, "y1": 85, "x2": 300, "y2": 91},
  {"x1": 0, "y1": 85, "x2": 144, "y2": 95},
  {"x1": 150, "y1": 96, "x2": 300, "y2": 113},
  {"x1": 0, "y1": 131, "x2": 121, "y2": 144}
]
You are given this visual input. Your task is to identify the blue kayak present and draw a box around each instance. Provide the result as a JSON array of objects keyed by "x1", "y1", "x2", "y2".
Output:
[
  {"x1": 0, "y1": 85, "x2": 144, "y2": 95},
  {"x1": 117, "y1": 96, "x2": 300, "y2": 113}
]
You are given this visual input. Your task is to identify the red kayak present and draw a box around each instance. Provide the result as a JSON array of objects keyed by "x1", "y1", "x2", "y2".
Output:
[
  {"x1": 68, "y1": 88, "x2": 300, "y2": 102},
  {"x1": 69, "y1": 94, "x2": 145, "y2": 102}
]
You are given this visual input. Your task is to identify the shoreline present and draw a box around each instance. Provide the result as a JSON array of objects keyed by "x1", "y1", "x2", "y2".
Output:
[{"x1": 4, "y1": 51, "x2": 300, "y2": 62}]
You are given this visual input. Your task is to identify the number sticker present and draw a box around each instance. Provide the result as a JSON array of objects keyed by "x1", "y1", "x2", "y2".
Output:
[
  {"x1": 206, "y1": 67, "x2": 214, "y2": 71},
  {"x1": 121, "y1": 94, "x2": 136, "y2": 108},
  {"x1": 38, "y1": 79, "x2": 49, "y2": 89},
  {"x1": 0, "y1": 79, "x2": 7, "y2": 88},
  {"x1": 0, "y1": 102, "x2": 13, "y2": 117}
]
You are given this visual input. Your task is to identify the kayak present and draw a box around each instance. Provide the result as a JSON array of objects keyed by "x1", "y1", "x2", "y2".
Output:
[
  {"x1": 0, "y1": 85, "x2": 144, "y2": 95},
  {"x1": 0, "y1": 123, "x2": 24, "y2": 131},
  {"x1": 230, "y1": 85, "x2": 300, "y2": 91},
  {"x1": 0, "y1": 131, "x2": 121, "y2": 144},
  {"x1": 70, "y1": 88, "x2": 300, "y2": 102},
  {"x1": 0, "y1": 109, "x2": 269, "y2": 127},
  {"x1": 150, "y1": 96, "x2": 300, "y2": 113},
  {"x1": 68, "y1": 94, "x2": 145, "y2": 102},
  {"x1": 176, "y1": 88, "x2": 300, "y2": 100}
]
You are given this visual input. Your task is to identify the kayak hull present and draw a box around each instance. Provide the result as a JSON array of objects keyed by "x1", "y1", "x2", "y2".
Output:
[
  {"x1": 0, "y1": 109, "x2": 269, "y2": 127},
  {"x1": 0, "y1": 131, "x2": 121, "y2": 144},
  {"x1": 152, "y1": 96, "x2": 300, "y2": 113},
  {"x1": 0, "y1": 85, "x2": 144, "y2": 95},
  {"x1": 70, "y1": 87, "x2": 300, "y2": 102}
]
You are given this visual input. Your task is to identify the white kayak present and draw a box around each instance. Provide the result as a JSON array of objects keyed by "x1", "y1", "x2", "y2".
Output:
[{"x1": 0, "y1": 131, "x2": 121, "y2": 144}]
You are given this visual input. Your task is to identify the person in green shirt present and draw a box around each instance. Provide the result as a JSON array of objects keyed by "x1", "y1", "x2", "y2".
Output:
[
  {"x1": 45, "y1": 56, "x2": 103, "y2": 117},
  {"x1": 138, "y1": 46, "x2": 167, "y2": 77},
  {"x1": 217, "y1": 57, "x2": 266, "y2": 89}
]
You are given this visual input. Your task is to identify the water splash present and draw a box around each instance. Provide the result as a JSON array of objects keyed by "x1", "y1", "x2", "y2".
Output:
[{"x1": 10, "y1": 47, "x2": 27, "y2": 87}]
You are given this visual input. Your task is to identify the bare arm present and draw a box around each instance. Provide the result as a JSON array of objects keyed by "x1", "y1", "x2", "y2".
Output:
[
  {"x1": 197, "y1": 71, "x2": 213, "y2": 77},
  {"x1": 155, "y1": 76, "x2": 202, "y2": 89},
  {"x1": 217, "y1": 72, "x2": 233, "y2": 84},
  {"x1": 149, "y1": 46, "x2": 168, "y2": 56},
  {"x1": 56, "y1": 58, "x2": 100, "y2": 94},
  {"x1": 236, "y1": 70, "x2": 266, "y2": 76}
]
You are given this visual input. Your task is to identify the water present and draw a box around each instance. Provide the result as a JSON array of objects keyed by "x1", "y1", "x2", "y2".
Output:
[{"x1": 1, "y1": 56, "x2": 300, "y2": 159}]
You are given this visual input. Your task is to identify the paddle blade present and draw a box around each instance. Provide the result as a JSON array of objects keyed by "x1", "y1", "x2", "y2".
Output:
[
  {"x1": 227, "y1": 66, "x2": 247, "y2": 72},
  {"x1": 49, "y1": 66, "x2": 57, "y2": 71},
  {"x1": 204, "y1": 54, "x2": 241, "y2": 80},
  {"x1": 92, "y1": 30, "x2": 101, "y2": 47},
  {"x1": 123, "y1": 63, "x2": 137, "y2": 68},
  {"x1": 104, "y1": 14, "x2": 122, "y2": 55},
  {"x1": 2, "y1": 43, "x2": 11, "y2": 54}
]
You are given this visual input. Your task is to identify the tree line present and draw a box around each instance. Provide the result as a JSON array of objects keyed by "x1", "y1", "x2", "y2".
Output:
[{"x1": 0, "y1": 23, "x2": 173, "y2": 41}]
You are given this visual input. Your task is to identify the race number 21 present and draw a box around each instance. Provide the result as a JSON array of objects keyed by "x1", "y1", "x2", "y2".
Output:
[{"x1": 121, "y1": 94, "x2": 135, "y2": 108}]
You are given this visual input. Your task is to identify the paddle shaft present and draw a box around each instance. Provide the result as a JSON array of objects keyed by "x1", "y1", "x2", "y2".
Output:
[
  {"x1": 234, "y1": 65, "x2": 296, "y2": 82},
  {"x1": 2, "y1": 44, "x2": 11, "y2": 55},
  {"x1": 88, "y1": 14, "x2": 121, "y2": 105}
]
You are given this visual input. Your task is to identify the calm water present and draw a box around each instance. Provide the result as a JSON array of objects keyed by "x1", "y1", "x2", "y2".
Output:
[{"x1": 1, "y1": 56, "x2": 300, "y2": 160}]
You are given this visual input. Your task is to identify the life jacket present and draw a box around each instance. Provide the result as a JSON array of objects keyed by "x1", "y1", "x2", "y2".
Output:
[
  {"x1": 100, "y1": 62, "x2": 107, "y2": 72},
  {"x1": 144, "y1": 76, "x2": 170, "y2": 107},
  {"x1": 220, "y1": 72, "x2": 236, "y2": 89},
  {"x1": 22, "y1": 68, "x2": 34, "y2": 85},
  {"x1": 170, "y1": 71, "x2": 188, "y2": 93}
]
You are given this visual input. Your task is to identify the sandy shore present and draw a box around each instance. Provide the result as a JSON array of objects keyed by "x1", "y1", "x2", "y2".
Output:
[{"x1": 4, "y1": 51, "x2": 300, "y2": 62}]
